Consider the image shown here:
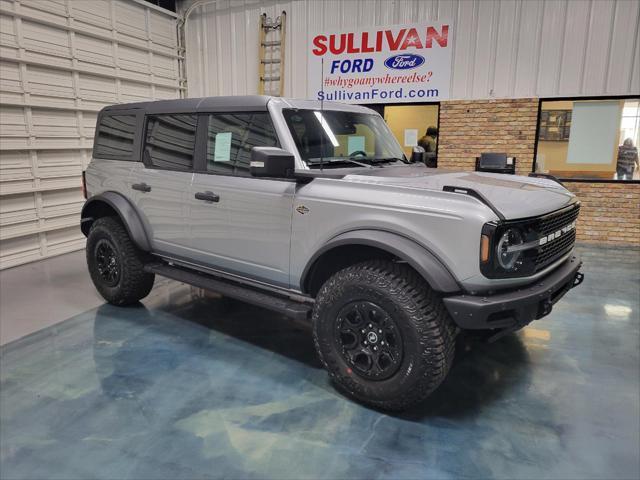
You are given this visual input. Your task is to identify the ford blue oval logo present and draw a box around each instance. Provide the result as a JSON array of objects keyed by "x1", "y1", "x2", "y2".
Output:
[{"x1": 384, "y1": 54, "x2": 425, "y2": 70}]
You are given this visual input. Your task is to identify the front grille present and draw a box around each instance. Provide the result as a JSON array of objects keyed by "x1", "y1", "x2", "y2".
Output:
[
  {"x1": 535, "y1": 229, "x2": 576, "y2": 270},
  {"x1": 533, "y1": 204, "x2": 580, "y2": 272},
  {"x1": 536, "y1": 204, "x2": 581, "y2": 237}
]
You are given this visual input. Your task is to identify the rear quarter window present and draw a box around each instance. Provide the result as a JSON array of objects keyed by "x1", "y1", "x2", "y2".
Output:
[
  {"x1": 144, "y1": 114, "x2": 197, "y2": 171},
  {"x1": 93, "y1": 113, "x2": 139, "y2": 160}
]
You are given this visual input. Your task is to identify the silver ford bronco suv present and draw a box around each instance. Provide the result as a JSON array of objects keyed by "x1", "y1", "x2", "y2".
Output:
[{"x1": 81, "y1": 96, "x2": 584, "y2": 410}]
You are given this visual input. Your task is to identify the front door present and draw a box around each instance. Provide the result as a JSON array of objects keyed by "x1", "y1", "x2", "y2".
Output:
[
  {"x1": 129, "y1": 113, "x2": 197, "y2": 258},
  {"x1": 187, "y1": 112, "x2": 294, "y2": 288}
]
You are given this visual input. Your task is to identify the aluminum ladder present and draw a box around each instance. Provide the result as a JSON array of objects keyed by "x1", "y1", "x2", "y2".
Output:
[{"x1": 258, "y1": 11, "x2": 286, "y2": 96}]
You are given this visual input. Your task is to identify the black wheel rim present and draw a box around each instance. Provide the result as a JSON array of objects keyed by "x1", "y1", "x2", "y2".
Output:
[
  {"x1": 334, "y1": 301, "x2": 403, "y2": 381},
  {"x1": 95, "y1": 239, "x2": 120, "y2": 287}
]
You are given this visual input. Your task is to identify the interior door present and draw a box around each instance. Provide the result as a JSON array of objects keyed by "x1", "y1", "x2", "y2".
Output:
[
  {"x1": 187, "y1": 112, "x2": 294, "y2": 288},
  {"x1": 129, "y1": 113, "x2": 197, "y2": 258}
]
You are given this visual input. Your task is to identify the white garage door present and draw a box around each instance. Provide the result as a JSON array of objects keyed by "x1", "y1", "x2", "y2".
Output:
[{"x1": 0, "y1": 0, "x2": 182, "y2": 269}]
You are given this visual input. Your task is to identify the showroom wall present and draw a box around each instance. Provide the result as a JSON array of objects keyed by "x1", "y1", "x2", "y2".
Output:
[
  {"x1": 183, "y1": 0, "x2": 639, "y2": 99},
  {"x1": 0, "y1": 0, "x2": 182, "y2": 269}
]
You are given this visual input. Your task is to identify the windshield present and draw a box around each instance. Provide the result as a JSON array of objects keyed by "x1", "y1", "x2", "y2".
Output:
[{"x1": 283, "y1": 108, "x2": 406, "y2": 167}]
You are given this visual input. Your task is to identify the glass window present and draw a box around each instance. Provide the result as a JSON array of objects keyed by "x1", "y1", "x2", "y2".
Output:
[
  {"x1": 144, "y1": 114, "x2": 197, "y2": 171},
  {"x1": 206, "y1": 113, "x2": 279, "y2": 176},
  {"x1": 283, "y1": 109, "x2": 406, "y2": 168},
  {"x1": 382, "y1": 104, "x2": 439, "y2": 162},
  {"x1": 535, "y1": 98, "x2": 640, "y2": 181},
  {"x1": 94, "y1": 114, "x2": 137, "y2": 159}
]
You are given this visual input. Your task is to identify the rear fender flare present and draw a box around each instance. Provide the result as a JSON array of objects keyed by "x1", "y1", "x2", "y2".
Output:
[{"x1": 80, "y1": 192, "x2": 151, "y2": 251}]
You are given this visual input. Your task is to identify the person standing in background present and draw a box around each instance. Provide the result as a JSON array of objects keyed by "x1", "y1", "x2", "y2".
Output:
[
  {"x1": 418, "y1": 126, "x2": 438, "y2": 153},
  {"x1": 616, "y1": 138, "x2": 639, "y2": 180},
  {"x1": 418, "y1": 126, "x2": 438, "y2": 168}
]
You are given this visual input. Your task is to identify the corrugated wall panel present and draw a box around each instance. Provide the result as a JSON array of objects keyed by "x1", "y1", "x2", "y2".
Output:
[
  {"x1": 493, "y1": 0, "x2": 519, "y2": 98},
  {"x1": 471, "y1": 0, "x2": 498, "y2": 99},
  {"x1": 582, "y1": 0, "x2": 617, "y2": 95},
  {"x1": 607, "y1": 0, "x2": 640, "y2": 95},
  {"x1": 558, "y1": 0, "x2": 591, "y2": 96},
  {"x1": 632, "y1": 9, "x2": 640, "y2": 95},
  {"x1": 184, "y1": 0, "x2": 639, "y2": 100},
  {"x1": 450, "y1": 0, "x2": 476, "y2": 99},
  {"x1": 536, "y1": 0, "x2": 567, "y2": 96},
  {"x1": 289, "y1": 0, "x2": 307, "y2": 98},
  {"x1": 0, "y1": 0, "x2": 181, "y2": 269}
]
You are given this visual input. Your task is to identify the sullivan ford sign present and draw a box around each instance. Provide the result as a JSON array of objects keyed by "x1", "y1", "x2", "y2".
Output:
[{"x1": 307, "y1": 22, "x2": 452, "y2": 104}]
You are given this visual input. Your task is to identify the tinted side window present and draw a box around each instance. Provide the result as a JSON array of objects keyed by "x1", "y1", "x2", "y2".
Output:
[
  {"x1": 94, "y1": 114, "x2": 137, "y2": 159},
  {"x1": 145, "y1": 114, "x2": 197, "y2": 171},
  {"x1": 206, "y1": 113, "x2": 279, "y2": 176}
]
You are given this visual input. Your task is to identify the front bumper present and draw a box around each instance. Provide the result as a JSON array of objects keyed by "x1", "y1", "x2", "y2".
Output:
[{"x1": 444, "y1": 255, "x2": 583, "y2": 330}]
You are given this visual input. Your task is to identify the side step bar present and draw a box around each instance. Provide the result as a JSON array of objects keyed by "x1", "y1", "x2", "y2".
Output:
[{"x1": 144, "y1": 263, "x2": 312, "y2": 322}]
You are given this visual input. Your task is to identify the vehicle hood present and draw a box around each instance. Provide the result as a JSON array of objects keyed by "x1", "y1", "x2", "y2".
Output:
[{"x1": 342, "y1": 164, "x2": 576, "y2": 219}]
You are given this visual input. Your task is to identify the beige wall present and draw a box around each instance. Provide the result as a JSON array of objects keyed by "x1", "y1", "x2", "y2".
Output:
[{"x1": 384, "y1": 105, "x2": 439, "y2": 158}]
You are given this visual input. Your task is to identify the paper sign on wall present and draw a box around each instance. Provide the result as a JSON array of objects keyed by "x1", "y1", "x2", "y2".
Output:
[
  {"x1": 404, "y1": 129, "x2": 418, "y2": 147},
  {"x1": 214, "y1": 132, "x2": 232, "y2": 162},
  {"x1": 347, "y1": 136, "x2": 365, "y2": 154}
]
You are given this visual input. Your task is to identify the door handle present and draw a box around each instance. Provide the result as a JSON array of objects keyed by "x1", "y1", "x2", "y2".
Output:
[
  {"x1": 132, "y1": 183, "x2": 151, "y2": 193},
  {"x1": 194, "y1": 191, "x2": 220, "y2": 203}
]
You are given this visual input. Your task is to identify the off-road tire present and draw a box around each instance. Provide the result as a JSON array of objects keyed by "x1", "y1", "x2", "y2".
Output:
[
  {"x1": 86, "y1": 216, "x2": 154, "y2": 305},
  {"x1": 312, "y1": 260, "x2": 457, "y2": 411}
]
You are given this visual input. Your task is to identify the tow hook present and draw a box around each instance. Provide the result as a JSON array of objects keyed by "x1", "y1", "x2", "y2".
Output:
[
  {"x1": 573, "y1": 272, "x2": 585, "y2": 288},
  {"x1": 539, "y1": 299, "x2": 553, "y2": 317}
]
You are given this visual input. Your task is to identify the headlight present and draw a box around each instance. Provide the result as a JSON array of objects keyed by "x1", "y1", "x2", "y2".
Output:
[
  {"x1": 480, "y1": 223, "x2": 537, "y2": 278},
  {"x1": 496, "y1": 228, "x2": 524, "y2": 270}
]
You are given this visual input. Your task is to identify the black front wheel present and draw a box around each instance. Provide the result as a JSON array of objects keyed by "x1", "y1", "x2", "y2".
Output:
[
  {"x1": 313, "y1": 260, "x2": 457, "y2": 411},
  {"x1": 334, "y1": 300, "x2": 404, "y2": 381},
  {"x1": 86, "y1": 216, "x2": 154, "y2": 305}
]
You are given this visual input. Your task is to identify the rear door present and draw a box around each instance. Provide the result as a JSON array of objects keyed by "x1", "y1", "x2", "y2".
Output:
[
  {"x1": 128, "y1": 113, "x2": 198, "y2": 258},
  {"x1": 187, "y1": 112, "x2": 295, "y2": 288}
]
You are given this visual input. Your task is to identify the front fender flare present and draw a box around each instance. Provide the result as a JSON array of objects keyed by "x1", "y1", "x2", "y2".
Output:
[
  {"x1": 80, "y1": 192, "x2": 151, "y2": 251},
  {"x1": 301, "y1": 230, "x2": 460, "y2": 293}
]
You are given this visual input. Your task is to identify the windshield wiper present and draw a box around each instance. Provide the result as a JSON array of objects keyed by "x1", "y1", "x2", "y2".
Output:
[
  {"x1": 306, "y1": 157, "x2": 372, "y2": 168},
  {"x1": 367, "y1": 157, "x2": 404, "y2": 164}
]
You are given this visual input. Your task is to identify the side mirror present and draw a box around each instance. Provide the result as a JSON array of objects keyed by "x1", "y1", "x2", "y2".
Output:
[
  {"x1": 411, "y1": 146, "x2": 426, "y2": 164},
  {"x1": 250, "y1": 147, "x2": 295, "y2": 178}
]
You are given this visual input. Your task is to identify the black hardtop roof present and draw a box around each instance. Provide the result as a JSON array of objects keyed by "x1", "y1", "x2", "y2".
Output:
[{"x1": 101, "y1": 95, "x2": 273, "y2": 115}]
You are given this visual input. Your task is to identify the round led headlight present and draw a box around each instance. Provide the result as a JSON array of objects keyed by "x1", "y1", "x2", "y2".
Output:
[{"x1": 496, "y1": 228, "x2": 524, "y2": 270}]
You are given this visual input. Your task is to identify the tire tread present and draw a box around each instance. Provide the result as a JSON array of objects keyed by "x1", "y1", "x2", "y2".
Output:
[
  {"x1": 86, "y1": 216, "x2": 154, "y2": 305},
  {"x1": 312, "y1": 260, "x2": 457, "y2": 411}
]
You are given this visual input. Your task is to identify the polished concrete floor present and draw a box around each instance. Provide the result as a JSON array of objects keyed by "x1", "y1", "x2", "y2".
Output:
[
  {"x1": 0, "y1": 251, "x2": 103, "y2": 345},
  {"x1": 1, "y1": 246, "x2": 639, "y2": 479}
]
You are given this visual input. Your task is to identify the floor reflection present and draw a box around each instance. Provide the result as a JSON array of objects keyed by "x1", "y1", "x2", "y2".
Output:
[
  {"x1": 406, "y1": 332, "x2": 531, "y2": 420},
  {"x1": 1, "y1": 245, "x2": 638, "y2": 480}
]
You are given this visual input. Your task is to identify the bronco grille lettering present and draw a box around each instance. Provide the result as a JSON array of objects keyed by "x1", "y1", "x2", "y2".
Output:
[{"x1": 539, "y1": 221, "x2": 576, "y2": 246}]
